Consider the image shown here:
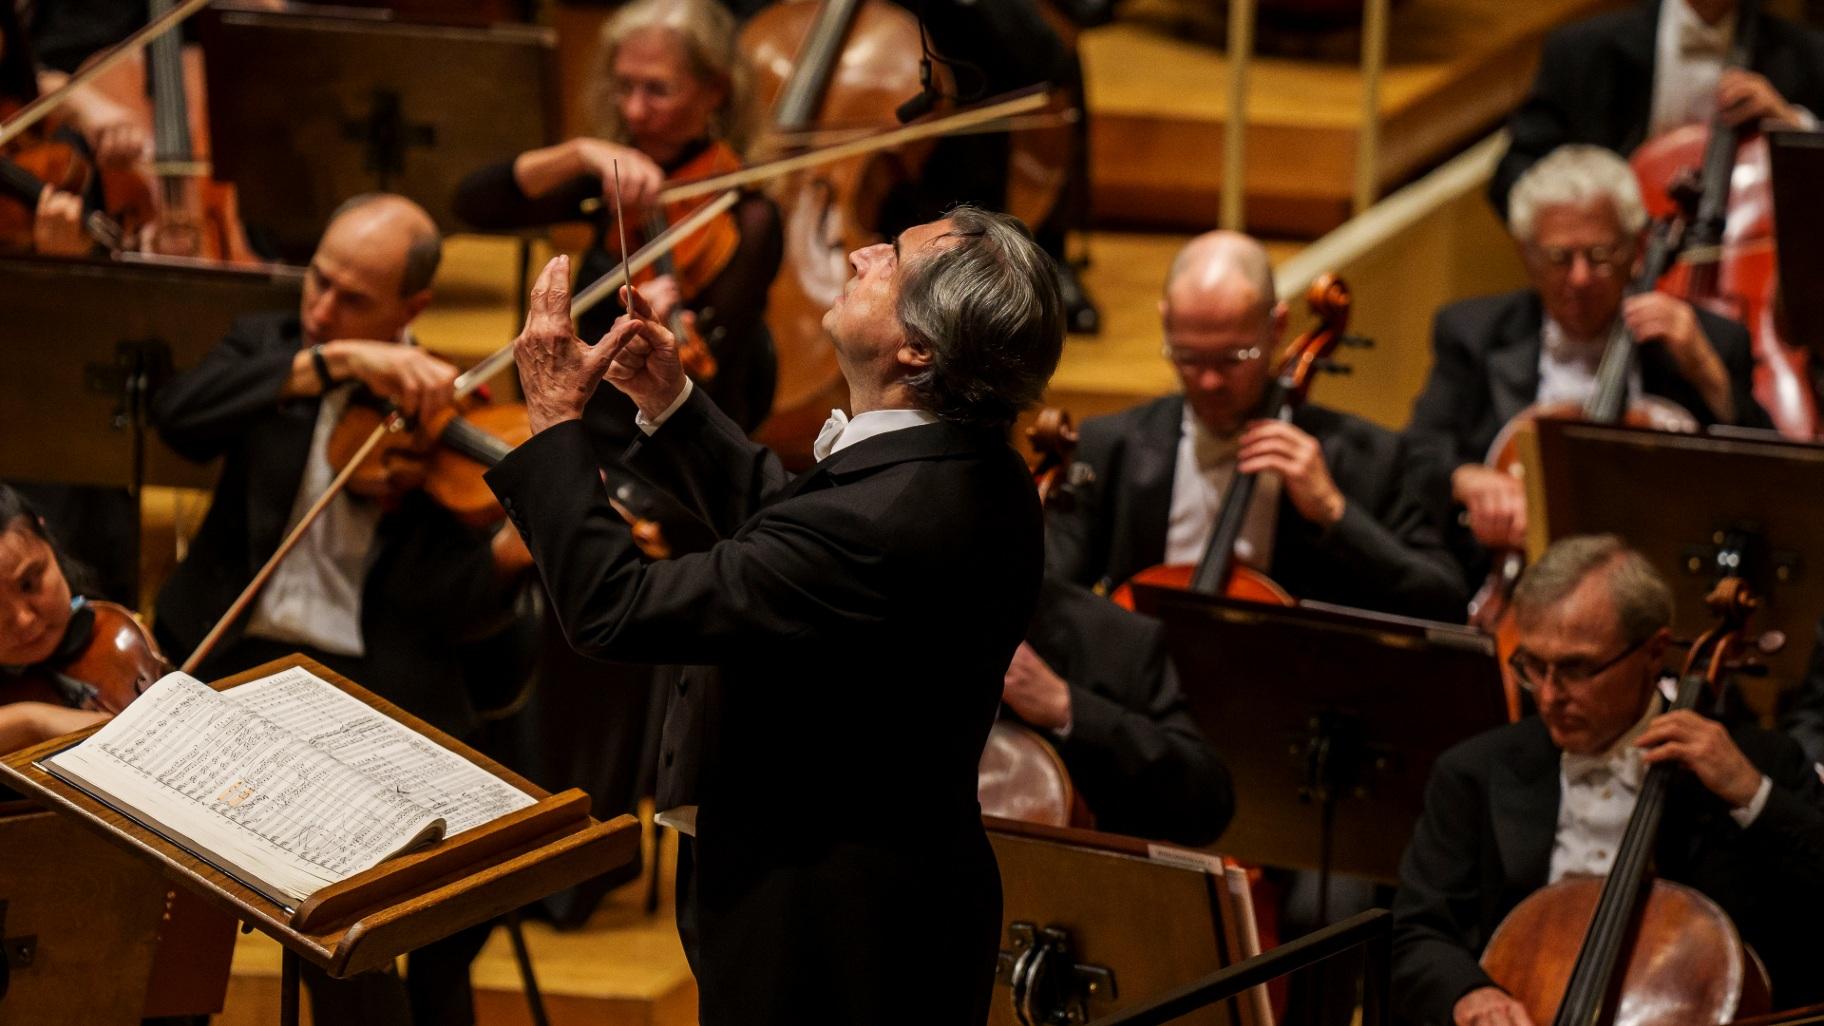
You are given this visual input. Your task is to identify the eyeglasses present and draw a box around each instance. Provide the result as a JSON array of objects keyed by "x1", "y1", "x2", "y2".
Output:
[
  {"x1": 1507, "y1": 635, "x2": 1649, "y2": 693},
  {"x1": 1529, "y1": 243, "x2": 1633, "y2": 278},
  {"x1": 1162, "y1": 342, "x2": 1264, "y2": 371}
]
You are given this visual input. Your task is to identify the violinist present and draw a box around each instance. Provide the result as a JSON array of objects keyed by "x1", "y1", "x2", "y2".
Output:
[
  {"x1": 0, "y1": 2, "x2": 133, "y2": 257},
  {"x1": 454, "y1": 0, "x2": 781, "y2": 434},
  {"x1": 1046, "y1": 230, "x2": 1465, "y2": 621},
  {"x1": 148, "y1": 193, "x2": 533, "y2": 1026},
  {"x1": 0, "y1": 484, "x2": 111, "y2": 753},
  {"x1": 1013, "y1": 575, "x2": 1234, "y2": 846},
  {"x1": 1487, "y1": 0, "x2": 1824, "y2": 216},
  {"x1": 1392, "y1": 535, "x2": 1824, "y2": 1026},
  {"x1": 1406, "y1": 146, "x2": 1768, "y2": 561}
]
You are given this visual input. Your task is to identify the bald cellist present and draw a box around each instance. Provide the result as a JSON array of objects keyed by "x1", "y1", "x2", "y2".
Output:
[{"x1": 1391, "y1": 535, "x2": 1824, "y2": 1026}]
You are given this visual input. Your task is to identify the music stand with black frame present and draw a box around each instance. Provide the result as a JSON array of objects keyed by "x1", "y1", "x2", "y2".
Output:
[{"x1": 1128, "y1": 587, "x2": 1509, "y2": 914}]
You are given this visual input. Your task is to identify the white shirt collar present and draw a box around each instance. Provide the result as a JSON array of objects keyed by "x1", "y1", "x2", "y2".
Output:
[{"x1": 813, "y1": 407, "x2": 941, "y2": 462}]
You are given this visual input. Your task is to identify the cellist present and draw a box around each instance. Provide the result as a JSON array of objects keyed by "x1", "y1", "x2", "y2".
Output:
[
  {"x1": 1406, "y1": 147, "x2": 1767, "y2": 571},
  {"x1": 1044, "y1": 230, "x2": 1465, "y2": 621},
  {"x1": 1486, "y1": 0, "x2": 1824, "y2": 218},
  {"x1": 1392, "y1": 535, "x2": 1824, "y2": 1025},
  {"x1": 454, "y1": 0, "x2": 782, "y2": 434}
]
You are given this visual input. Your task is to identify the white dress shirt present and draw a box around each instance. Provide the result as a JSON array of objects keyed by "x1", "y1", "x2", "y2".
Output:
[
  {"x1": 1551, "y1": 693, "x2": 1771, "y2": 882},
  {"x1": 1165, "y1": 404, "x2": 1279, "y2": 570},
  {"x1": 1650, "y1": 0, "x2": 1817, "y2": 136},
  {"x1": 244, "y1": 384, "x2": 381, "y2": 658},
  {"x1": 1536, "y1": 317, "x2": 1641, "y2": 410}
]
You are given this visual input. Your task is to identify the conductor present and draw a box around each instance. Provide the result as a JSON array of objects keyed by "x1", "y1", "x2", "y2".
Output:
[{"x1": 486, "y1": 206, "x2": 1065, "y2": 1026}]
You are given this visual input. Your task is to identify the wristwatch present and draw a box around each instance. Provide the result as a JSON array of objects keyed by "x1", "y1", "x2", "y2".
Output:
[{"x1": 310, "y1": 344, "x2": 335, "y2": 391}]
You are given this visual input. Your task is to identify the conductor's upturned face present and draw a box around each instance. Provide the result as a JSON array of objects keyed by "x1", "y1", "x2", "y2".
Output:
[{"x1": 823, "y1": 219, "x2": 954, "y2": 367}]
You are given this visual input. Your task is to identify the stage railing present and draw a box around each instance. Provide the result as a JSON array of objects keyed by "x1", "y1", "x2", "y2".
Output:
[{"x1": 1086, "y1": 909, "x2": 1394, "y2": 1026}]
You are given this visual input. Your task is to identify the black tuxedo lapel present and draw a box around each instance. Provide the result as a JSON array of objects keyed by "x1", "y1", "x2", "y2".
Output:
[
  {"x1": 1613, "y1": 1, "x2": 1659, "y2": 154},
  {"x1": 1114, "y1": 397, "x2": 1181, "y2": 582},
  {"x1": 1488, "y1": 297, "x2": 1545, "y2": 433},
  {"x1": 1490, "y1": 723, "x2": 1561, "y2": 891}
]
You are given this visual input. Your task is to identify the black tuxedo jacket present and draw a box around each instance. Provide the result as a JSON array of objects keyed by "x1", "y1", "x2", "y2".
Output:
[
  {"x1": 150, "y1": 312, "x2": 512, "y2": 737},
  {"x1": 1489, "y1": 0, "x2": 1824, "y2": 215},
  {"x1": 1406, "y1": 289, "x2": 1771, "y2": 470},
  {"x1": 1392, "y1": 716, "x2": 1824, "y2": 1025},
  {"x1": 1045, "y1": 395, "x2": 1465, "y2": 622},
  {"x1": 1025, "y1": 576, "x2": 1233, "y2": 847},
  {"x1": 1782, "y1": 614, "x2": 1824, "y2": 766},
  {"x1": 485, "y1": 387, "x2": 1042, "y2": 1026}
]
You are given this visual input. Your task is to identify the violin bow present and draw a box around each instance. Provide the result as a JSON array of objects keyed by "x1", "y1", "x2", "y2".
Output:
[
  {"x1": 576, "y1": 87, "x2": 1051, "y2": 218},
  {"x1": 180, "y1": 188, "x2": 728, "y2": 673},
  {"x1": 0, "y1": 0, "x2": 215, "y2": 149}
]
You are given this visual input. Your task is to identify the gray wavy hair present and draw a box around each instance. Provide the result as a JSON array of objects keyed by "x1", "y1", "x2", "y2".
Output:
[
  {"x1": 586, "y1": 0, "x2": 752, "y2": 154},
  {"x1": 1508, "y1": 145, "x2": 1649, "y2": 243},
  {"x1": 895, "y1": 206, "x2": 1066, "y2": 430},
  {"x1": 1512, "y1": 534, "x2": 1673, "y2": 643}
]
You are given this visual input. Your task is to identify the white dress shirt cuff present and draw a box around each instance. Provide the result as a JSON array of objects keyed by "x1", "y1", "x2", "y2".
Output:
[
  {"x1": 1730, "y1": 774, "x2": 1774, "y2": 828},
  {"x1": 634, "y1": 378, "x2": 695, "y2": 435}
]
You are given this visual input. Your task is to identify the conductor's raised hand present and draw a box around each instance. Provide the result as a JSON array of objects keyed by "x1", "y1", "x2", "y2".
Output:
[
  {"x1": 598, "y1": 284, "x2": 686, "y2": 421},
  {"x1": 516, "y1": 255, "x2": 618, "y2": 434}
]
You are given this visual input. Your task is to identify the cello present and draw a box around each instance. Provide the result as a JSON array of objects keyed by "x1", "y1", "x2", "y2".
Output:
[
  {"x1": 977, "y1": 407, "x2": 1093, "y2": 830},
  {"x1": 739, "y1": 0, "x2": 936, "y2": 464},
  {"x1": 1479, "y1": 577, "x2": 1772, "y2": 1026},
  {"x1": 1628, "y1": 0, "x2": 1815, "y2": 441},
  {"x1": 1111, "y1": 273, "x2": 1356, "y2": 611}
]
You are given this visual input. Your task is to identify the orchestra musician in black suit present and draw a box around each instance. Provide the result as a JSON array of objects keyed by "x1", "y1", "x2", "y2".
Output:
[
  {"x1": 1488, "y1": 0, "x2": 1824, "y2": 216},
  {"x1": 150, "y1": 194, "x2": 536, "y2": 1026},
  {"x1": 1045, "y1": 230, "x2": 1465, "y2": 622},
  {"x1": 1393, "y1": 536, "x2": 1824, "y2": 1026},
  {"x1": 1013, "y1": 575, "x2": 1233, "y2": 846},
  {"x1": 486, "y1": 206, "x2": 1065, "y2": 1026},
  {"x1": 1407, "y1": 146, "x2": 1769, "y2": 568},
  {"x1": 1782, "y1": 613, "x2": 1824, "y2": 767}
]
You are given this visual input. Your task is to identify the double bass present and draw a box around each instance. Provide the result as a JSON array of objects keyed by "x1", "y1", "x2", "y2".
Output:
[
  {"x1": 740, "y1": 0, "x2": 936, "y2": 463},
  {"x1": 1112, "y1": 274, "x2": 1357, "y2": 610},
  {"x1": 1628, "y1": 0, "x2": 1816, "y2": 441},
  {"x1": 1479, "y1": 578, "x2": 1772, "y2": 1026}
]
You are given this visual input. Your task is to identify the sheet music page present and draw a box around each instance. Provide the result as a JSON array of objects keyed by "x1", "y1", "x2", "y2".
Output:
[
  {"x1": 224, "y1": 666, "x2": 535, "y2": 836},
  {"x1": 44, "y1": 672, "x2": 443, "y2": 904}
]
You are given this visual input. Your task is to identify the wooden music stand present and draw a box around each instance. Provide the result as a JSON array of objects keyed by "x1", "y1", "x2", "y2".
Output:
[
  {"x1": 200, "y1": 3, "x2": 559, "y2": 261},
  {"x1": 0, "y1": 802, "x2": 168, "y2": 1025},
  {"x1": 0, "y1": 655, "x2": 640, "y2": 1025},
  {"x1": 986, "y1": 816, "x2": 1269, "y2": 1026},
  {"x1": 0, "y1": 254, "x2": 302, "y2": 490},
  {"x1": 1127, "y1": 587, "x2": 1508, "y2": 887},
  {"x1": 1530, "y1": 419, "x2": 1824, "y2": 720}
]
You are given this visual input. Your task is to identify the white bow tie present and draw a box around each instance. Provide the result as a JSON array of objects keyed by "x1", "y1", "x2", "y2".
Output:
[
  {"x1": 1563, "y1": 748, "x2": 1646, "y2": 791},
  {"x1": 813, "y1": 409, "x2": 850, "y2": 462},
  {"x1": 1677, "y1": 11, "x2": 1732, "y2": 57}
]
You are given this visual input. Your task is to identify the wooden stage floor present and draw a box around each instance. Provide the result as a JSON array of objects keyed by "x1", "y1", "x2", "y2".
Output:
[{"x1": 1083, "y1": 0, "x2": 1627, "y2": 234}]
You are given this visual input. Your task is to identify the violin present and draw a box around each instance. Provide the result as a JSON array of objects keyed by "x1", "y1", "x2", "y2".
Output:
[
  {"x1": 977, "y1": 407, "x2": 1094, "y2": 830},
  {"x1": 1111, "y1": 274, "x2": 1357, "y2": 611},
  {"x1": 740, "y1": 0, "x2": 940, "y2": 465},
  {"x1": 608, "y1": 140, "x2": 746, "y2": 382},
  {"x1": 1479, "y1": 578, "x2": 1772, "y2": 1026},
  {"x1": 0, "y1": 141, "x2": 123, "y2": 253},
  {"x1": 1629, "y1": 0, "x2": 1816, "y2": 441},
  {"x1": 0, "y1": 599, "x2": 167, "y2": 715}
]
